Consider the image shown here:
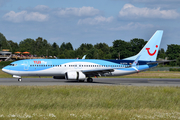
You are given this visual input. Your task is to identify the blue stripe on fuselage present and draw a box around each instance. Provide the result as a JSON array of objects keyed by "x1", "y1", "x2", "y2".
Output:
[{"x1": 104, "y1": 60, "x2": 150, "y2": 65}]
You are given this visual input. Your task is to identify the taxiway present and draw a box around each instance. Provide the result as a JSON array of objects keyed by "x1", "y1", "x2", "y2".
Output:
[{"x1": 0, "y1": 78, "x2": 180, "y2": 86}]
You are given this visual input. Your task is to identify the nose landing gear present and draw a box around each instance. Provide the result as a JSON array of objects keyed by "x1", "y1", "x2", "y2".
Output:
[{"x1": 13, "y1": 75, "x2": 22, "y2": 82}]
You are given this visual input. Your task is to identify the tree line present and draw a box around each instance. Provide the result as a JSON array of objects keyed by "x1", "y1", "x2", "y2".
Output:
[{"x1": 0, "y1": 32, "x2": 180, "y2": 65}]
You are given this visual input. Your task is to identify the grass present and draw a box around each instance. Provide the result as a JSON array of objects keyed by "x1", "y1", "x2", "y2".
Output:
[
  {"x1": 1, "y1": 69, "x2": 180, "y2": 119},
  {"x1": 0, "y1": 69, "x2": 12, "y2": 78},
  {"x1": 0, "y1": 86, "x2": 180, "y2": 119},
  {"x1": 1, "y1": 69, "x2": 180, "y2": 78}
]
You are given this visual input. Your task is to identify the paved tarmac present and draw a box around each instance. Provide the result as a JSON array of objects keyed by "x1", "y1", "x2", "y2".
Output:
[{"x1": 0, "y1": 78, "x2": 180, "y2": 86}]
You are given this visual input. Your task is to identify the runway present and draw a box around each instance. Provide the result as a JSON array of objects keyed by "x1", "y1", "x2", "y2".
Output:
[{"x1": 0, "y1": 78, "x2": 180, "y2": 86}]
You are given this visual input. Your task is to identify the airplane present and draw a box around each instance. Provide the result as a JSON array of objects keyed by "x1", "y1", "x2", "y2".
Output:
[{"x1": 2, "y1": 30, "x2": 163, "y2": 82}]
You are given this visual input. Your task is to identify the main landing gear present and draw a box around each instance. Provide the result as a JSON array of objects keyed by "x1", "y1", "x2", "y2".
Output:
[
  {"x1": 77, "y1": 78, "x2": 93, "y2": 82},
  {"x1": 87, "y1": 78, "x2": 93, "y2": 82},
  {"x1": 18, "y1": 78, "x2": 22, "y2": 82}
]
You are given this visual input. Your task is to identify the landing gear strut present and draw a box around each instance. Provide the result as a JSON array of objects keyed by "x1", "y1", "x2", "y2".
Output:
[
  {"x1": 87, "y1": 78, "x2": 93, "y2": 82},
  {"x1": 13, "y1": 75, "x2": 22, "y2": 82}
]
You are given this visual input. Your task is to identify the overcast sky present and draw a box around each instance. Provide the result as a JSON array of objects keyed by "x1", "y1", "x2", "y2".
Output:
[{"x1": 0, "y1": 0, "x2": 180, "y2": 50}]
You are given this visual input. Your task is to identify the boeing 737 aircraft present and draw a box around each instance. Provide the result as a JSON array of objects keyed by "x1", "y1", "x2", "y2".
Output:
[{"x1": 2, "y1": 30, "x2": 163, "y2": 82}]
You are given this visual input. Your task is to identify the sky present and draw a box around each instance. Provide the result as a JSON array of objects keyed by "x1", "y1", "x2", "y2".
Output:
[{"x1": 0, "y1": 0, "x2": 180, "y2": 50}]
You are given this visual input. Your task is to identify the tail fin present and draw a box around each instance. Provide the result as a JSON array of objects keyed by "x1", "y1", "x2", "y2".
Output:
[{"x1": 124, "y1": 30, "x2": 163, "y2": 61}]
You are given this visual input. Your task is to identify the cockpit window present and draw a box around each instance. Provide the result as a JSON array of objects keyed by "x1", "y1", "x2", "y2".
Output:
[{"x1": 10, "y1": 64, "x2": 17, "y2": 66}]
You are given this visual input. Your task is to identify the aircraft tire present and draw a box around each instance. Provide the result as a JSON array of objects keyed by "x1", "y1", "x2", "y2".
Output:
[
  {"x1": 18, "y1": 78, "x2": 22, "y2": 82},
  {"x1": 87, "y1": 78, "x2": 93, "y2": 82},
  {"x1": 90, "y1": 78, "x2": 93, "y2": 82},
  {"x1": 79, "y1": 80, "x2": 85, "y2": 82}
]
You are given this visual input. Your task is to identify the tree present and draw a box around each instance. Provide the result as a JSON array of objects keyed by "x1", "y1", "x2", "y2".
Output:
[
  {"x1": 19, "y1": 38, "x2": 35, "y2": 54},
  {"x1": 66, "y1": 42, "x2": 73, "y2": 50},
  {"x1": 7, "y1": 40, "x2": 19, "y2": 53},
  {"x1": 33, "y1": 37, "x2": 51, "y2": 56},
  {"x1": 96, "y1": 49, "x2": 104, "y2": 59},
  {"x1": 94, "y1": 43, "x2": 109, "y2": 53},
  {"x1": 87, "y1": 48, "x2": 97, "y2": 59},
  {"x1": 35, "y1": 37, "x2": 44, "y2": 56},
  {"x1": 112, "y1": 40, "x2": 133, "y2": 59},
  {"x1": 166, "y1": 44, "x2": 180, "y2": 66},
  {"x1": 52, "y1": 42, "x2": 59, "y2": 56},
  {"x1": 166, "y1": 44, "x2": 180, "y2": 60},
  {"x1": 42, "y1": 39, "x2": 51, "y2": 57},
  {"x1": 75, "y1": 43, "x2": 94, "y2": 58},
  {"x1": 59, "y1": 42, "x2": 66, "y2": 52},
  {"x1": 0, "y1": 33, "x2": 10, "y2": 51},
  {"x1": 130, "y1": 38, "x2": 147, "y2": 55},
  {"x1": 157, "y1": 48, "x2": 166, "y2": 59},
  {"x1": 177, "y1": 55, "x2": 180, "y2": 66},
  {"x1": 57, "y1": 54, "x2": 65, "y2": 59},
  {"x1": 60, "y1": 42, "x2": 73, "y2": 51},
  {"x1": 94, "y1": 43, "x2": 110, "y2": 59}
]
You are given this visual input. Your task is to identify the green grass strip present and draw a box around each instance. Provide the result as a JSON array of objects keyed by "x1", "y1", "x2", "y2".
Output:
[{"x1": 0, "y1": 86, "x2": 180, "y2": 119}]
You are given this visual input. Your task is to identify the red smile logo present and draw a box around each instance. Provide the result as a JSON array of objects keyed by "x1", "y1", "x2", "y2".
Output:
[{"x1": 146, "y1": 45, "x2": 158, "y2": 56}]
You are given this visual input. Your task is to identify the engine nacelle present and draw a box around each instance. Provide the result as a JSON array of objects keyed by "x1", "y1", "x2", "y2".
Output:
[
  {"x1": 65, "y1": 71, "x2": 86, "y2": 80},
  {"x1": 53, "y1": 76, "x2": 65, "y2": 79}
]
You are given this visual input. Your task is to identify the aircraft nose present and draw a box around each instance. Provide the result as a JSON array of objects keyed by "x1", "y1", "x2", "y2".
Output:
[
  {"x1": 2, "y1": 67, "x2": 9, "y2": 73},
  {"x1": 2, "y1": 68, "x2": 6, "y2": 73}
]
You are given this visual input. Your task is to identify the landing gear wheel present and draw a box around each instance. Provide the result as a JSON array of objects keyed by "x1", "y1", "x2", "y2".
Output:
[
  {"x1": 18, "y1": 78, "x2": 22, "y2": 82},
  {"x1": 87, "y1": 78, "x2": 93, "y2": 82},
  {"x1": 79, "y1": 80, "x2": 85, "y2": 82}
]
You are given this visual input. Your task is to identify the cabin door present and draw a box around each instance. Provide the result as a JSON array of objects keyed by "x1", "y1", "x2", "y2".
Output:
[{"x1": 24, "y1": 61, "x2": 29, "y2": 70}]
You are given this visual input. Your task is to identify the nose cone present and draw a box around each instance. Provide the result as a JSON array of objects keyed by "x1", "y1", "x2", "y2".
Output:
[
  {"x1": 2, "y1": 68, "x2": 5, "y2": 72},
  {"x1": 2, "y1": 66, "x2": 10, "y2": 74}
]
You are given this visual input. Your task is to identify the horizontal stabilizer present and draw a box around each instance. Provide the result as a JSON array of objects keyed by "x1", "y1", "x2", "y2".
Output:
[{"x1": 147, "y1": 60, "x2": 176, "y2": 65}]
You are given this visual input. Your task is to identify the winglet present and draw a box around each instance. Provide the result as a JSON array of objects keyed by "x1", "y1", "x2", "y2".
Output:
[{"x1": 82, "y1": 55, "x2": 86, "y2": 59}]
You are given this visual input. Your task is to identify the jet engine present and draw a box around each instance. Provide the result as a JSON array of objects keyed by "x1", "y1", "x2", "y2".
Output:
[{"x1": 65, "y1": 71, "x2": 86, "y2": 80}]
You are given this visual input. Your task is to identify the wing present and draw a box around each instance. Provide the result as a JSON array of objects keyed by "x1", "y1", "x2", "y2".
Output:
[{"x1": 82, "y1": 68, "x2": 115, "y2": 77}]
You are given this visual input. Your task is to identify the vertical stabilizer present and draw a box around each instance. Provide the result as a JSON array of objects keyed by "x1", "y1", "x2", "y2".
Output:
[{"x1": 124, "y1": 30, "x2": 163, "y2": 61}]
